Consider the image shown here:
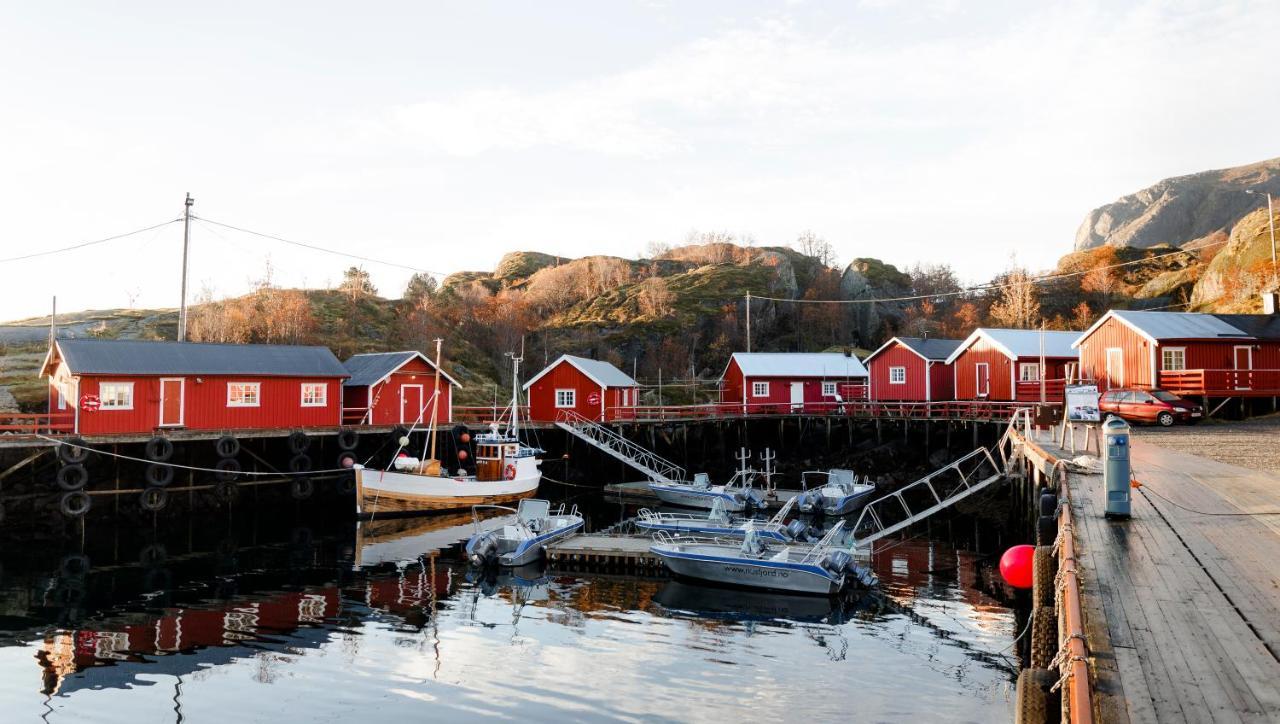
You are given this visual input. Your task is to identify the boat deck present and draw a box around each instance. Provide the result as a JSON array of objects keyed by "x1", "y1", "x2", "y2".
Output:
[
  {"x1": 602, "y1": 481, "x2": 803, "y2": 505},
  {"x1": 1044, "y1": 432, "x2": 1280, "y2": 723}
]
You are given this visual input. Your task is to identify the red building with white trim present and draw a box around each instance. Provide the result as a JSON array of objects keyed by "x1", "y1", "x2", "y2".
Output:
[
  {"x1": 1073, "y1": 309, "x2": 1280, "y2": 398},
  {"x1": 43, "y1": 339, "x2": 348, "y2": 436},
  {"x1": 719, "y1": 353, "x2": 868, "y2": 414},
  {"x1": 946, "y1": 329, "x2": 1080, "y2": 402},
  {"x1": 342, "y1": 351, "x2": 458, "y2": 426},
  {"x1": 523, "y1": 355, "x2": 639, "y2": 422},
  {"x1": 864, "y1": 337, "x2": 961, "y2": 401}
]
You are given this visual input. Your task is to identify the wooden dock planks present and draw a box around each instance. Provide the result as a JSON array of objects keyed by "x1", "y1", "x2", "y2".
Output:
[
  {"x1": 545, "y1": 534, "x2": 666, "y2": 571},
  {"x1": 1059, "y1": 436, "x2": 1280, "y2": 724}
]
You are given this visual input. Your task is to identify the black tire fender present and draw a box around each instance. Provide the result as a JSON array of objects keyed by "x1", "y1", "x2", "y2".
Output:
[
  {"x1": 215, "y1": 434, "x2": 241, "y2": 458},
  {"x1": 59, "y1": 490, "x2": 92, "y2": 518},
  {"x1": 288, "y1": 431, "x2": 310, "y2": 454},
  {"x1": 145, "y1": 463, "x2": 174, "y2": 487},
  {"x1": 336, "y1": 429, "x2": 358, "y2": 451},
  {"x1": 145, "y1": 436, "x2": 174, "y2": 462},
  {"x1": 139, "y1": 487, "x2": 169, "y2": 512},
  {"x1": 58, "y1": 437, "x2": 90, "y2": 464},
  {"x1": 56, "y1": 463, "x2": 89, "y2": 491}
]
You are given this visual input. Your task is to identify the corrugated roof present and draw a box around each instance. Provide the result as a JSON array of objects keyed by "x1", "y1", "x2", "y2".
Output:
[
  {"x1": 343, "y1": 352, "x2": 417, "y2": 387},
  {"x1": 897, "y1": 337, "x2": 963, "y2": 361},
  {"x1": 55, "y1": 339, "x2": 348, "y2": 377},
  {"x1": 1214, "y1": 314, "x2": 1280, "y2": 340},
  {"x1": 728, "y1": 352, "x2": 868, "y2": 379},
  {"x1": 1111, "y1": 310, "x2": 1251, "y2": 340},
  {"x1": 523, "y1": 354, "x2": 638, "y2": 390},
  {"x1": 981, "y1": 329, "x2": 1080, "y2": 358}
]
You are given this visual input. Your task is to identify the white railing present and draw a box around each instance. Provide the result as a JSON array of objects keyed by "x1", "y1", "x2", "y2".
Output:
[{"x1": 554, "y1": 409, "x2": 687, "y2": 483}]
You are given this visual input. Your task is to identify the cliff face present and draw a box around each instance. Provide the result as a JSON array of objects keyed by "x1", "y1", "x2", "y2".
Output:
[
  {"x1": 1191, "y1": 207, "x2": 1280, "y2": 311},
  {"x1": 1074, "y1": 158, "x2": 1280, "y2": 251}
]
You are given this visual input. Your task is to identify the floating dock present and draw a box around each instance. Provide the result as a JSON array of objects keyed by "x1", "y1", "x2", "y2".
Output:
[{"x1": 545, "y1": 534, "x2": 664, "y2": 571}]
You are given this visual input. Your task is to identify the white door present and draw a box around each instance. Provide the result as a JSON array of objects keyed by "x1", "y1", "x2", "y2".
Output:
[
  {"x1": 1105, "y1": 349, "x2": 1124, "y2": 389},
  {"x1": 790, "y1": 381, "x2": 805, "y2": 411},
  {"x1": 975, "y1": 363, "x2": 990, "y2": 398},
  {"x1": 1234, "y1": 346, "x2": 1253, "y2": 390}
]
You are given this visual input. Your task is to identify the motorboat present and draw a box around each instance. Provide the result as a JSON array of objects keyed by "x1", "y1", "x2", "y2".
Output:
[
  {"x1": 635, "y1": 497, "x2": 815, "y2": 543},
  {"x1": 648, "y1": 470, "x2": 767, "y2": 512},
  {"x1": 795, "y1": 469, "x2": 877, "y2": 516},
  {"x1": 648, "y1": 522, "x2": 877, "y2": 595},
  {"x1": 464, "y1": 498, "x2": 584, "y2": 567},
  {"x1": 354, "y1": 508, "x2": 516, "y2": 568},
  {"x1": 355, "y1": 349, "x2": 542, "y2": 516}
]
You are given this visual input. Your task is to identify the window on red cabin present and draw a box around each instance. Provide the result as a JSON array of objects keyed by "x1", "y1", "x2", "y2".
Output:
[
  {"x1": 555, "y1": 389, "x2": 576, "y2": 408},
  {"x1": 889, "y1": 367, "x2": 906, "y2": 384},
  {"x1": 301, "y1": 383, "x2": 327, "y2": 407},
  {"x1": 1161, "y1": 348, "x2": 1185, "y2": 371},
  {"x1": 821, "y1": 381, "x2": 837, "y2": 396},
  {"x1": 99, "y1": 382, "x2": 134, "y2": 410},
  {"x1": 1019, "y1": 363, "x2": 1040, "y2": 382},
  {"x1": 752, "y1": 381, "x2": 769, "y2": 397},
  {"x1": 228, "y1": 382, "x2": 261, "y2": 407}
]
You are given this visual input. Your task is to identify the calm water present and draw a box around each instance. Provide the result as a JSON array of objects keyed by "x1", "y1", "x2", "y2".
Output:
[{"x1": 0, "y1": 493, "x2": 1018, "y2": 723}]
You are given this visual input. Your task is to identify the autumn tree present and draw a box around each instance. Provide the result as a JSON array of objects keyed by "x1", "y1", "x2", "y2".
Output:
[
  {"x1": 636, "y1": 277, "x2": 674, "y2": 318},
  {"x1": 339, "y1": 266, "x2": 377, "y2": 302},
  {"x1": 795, "y1": 231, "x2": 836, "y2": 268},
  {"x1": 403, "y1": 273, "x2": 437, "y2": 306},
  {"x1": 988, "y1": 267, "x2": 1042, "y2": 329}
]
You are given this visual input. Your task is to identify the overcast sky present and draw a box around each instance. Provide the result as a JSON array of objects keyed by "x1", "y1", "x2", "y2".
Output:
[{"x1": 2, "y1": 0, "x2": 1277, "y2": 320}]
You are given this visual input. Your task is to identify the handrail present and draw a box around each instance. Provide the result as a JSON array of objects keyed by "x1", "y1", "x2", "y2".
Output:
[{"x1": 554, "y1": 409, "x2": 686, "y2": 482}]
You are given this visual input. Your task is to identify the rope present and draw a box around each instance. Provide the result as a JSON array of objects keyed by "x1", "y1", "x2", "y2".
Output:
[
  {"x1": 36, "y1": 435, "x2": 349, "y2": 477},
  {"x1": 1133, "y1": 478, "x2": 1280, "y2": 516}
]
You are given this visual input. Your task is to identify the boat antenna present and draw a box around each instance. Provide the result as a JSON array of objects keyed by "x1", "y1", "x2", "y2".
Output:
[
  {"x1": 427, "y1": 338, "x2": 443, "y2": 463},
  {"x1": 506, "y1": 348, "x2": 523, "y2": 437}
]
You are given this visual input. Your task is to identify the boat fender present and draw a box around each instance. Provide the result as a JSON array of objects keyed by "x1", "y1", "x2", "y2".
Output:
[
  {"x1": 58, "y1": 437, "x2": 90, "y2": 464},
  {"x1": 145, "y1": 463, "x2": 174, "y2": 487},
  {"x1": 288, "y1": 431, "x2": 310, "y2": 454},
  {"x1": 337, "y1": 451, "x2": 358, "y2": 469},
  {"x1": 289, "y1": 454, "x2": 313, "y2": 473},
  {"x1": 1038, "y1": 492, "x2": 1058, "y2": 517},
  {"x1": 59, "y1": 490, "x2": 92, "y2": 518},
  {"x1": 336, "y1": 428, "x2": 359, "y2": 451},
  {"x1": 139, "y1": 486, "x2": 169, "y2": 512},
  {"x1": 145, "y1": 436, "x2": 174, "y2": 462},
  {"x1": 215, "y1": 434, "x2": 241, "y2": 459},
  {"x1": 504, "y1": 463, "x2": 517, "y2": 480},
  {"x1": 291, "y1": 478, "x2": 314, "y2": 500},
  {"x1": 56, "y1": 462, "x2": 89, "y2": 491},
  {"x1": 215, "y1": 458, "x2": 241, "y2": 482}
]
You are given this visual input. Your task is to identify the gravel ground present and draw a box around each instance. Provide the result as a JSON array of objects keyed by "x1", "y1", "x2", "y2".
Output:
[{"x1": 1133, "y1": 412, "x2": 1280, "y2": 472}]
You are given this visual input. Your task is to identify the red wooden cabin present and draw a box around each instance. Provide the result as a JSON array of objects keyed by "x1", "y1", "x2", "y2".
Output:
[
  {"x1": 342, "y1": 351, "x2": 457, "y2": 426},
  {"x1": 1073, "y1": 309, "x2": 1280, "y2": 399},
  {"x1": 523, "y1": 355, "x2": 639, "y2": 422},
  {"x1": 864, "y1": 337, "x2": 961, "y2": 402},
  {"x1": 719, "y1": 353, "x2": 868, "y2": 414},
  {"x1": 42, "y1": 339, "x2": 347, "y2": 436},
  {"x1": 946, "y1": 329, "x2": 1080, "y2": 402}
]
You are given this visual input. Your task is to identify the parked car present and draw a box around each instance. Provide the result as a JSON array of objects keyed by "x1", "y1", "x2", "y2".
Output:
[{"x1": 1098, "y1": 388, "x2": 1204, "y2": 426}]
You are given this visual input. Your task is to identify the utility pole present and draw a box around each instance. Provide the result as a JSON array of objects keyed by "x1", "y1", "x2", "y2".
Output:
[
  {"x1": 1247, "y1": 189, "x2": 1277, "y2": 287},
  {"x1": 745, "y1": 291, "x2": 752, "y2": 352},
  {"x1": 178, "y1": 193, "x2": 194, "y2": 341},
  {"x1": 48, "y1": 296, "x2": 57, "y2": 348}
]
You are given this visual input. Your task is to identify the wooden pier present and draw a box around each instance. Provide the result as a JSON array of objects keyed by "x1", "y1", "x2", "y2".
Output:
[
  {"x1": 545, "y1": 534, "x2": 665, "y2": 571},
  {"x1": 1019, "y1": 430, "x2": 1280, "y2": 723}
]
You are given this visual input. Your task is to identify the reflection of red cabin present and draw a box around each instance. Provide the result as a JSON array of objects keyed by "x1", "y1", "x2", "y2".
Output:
[
  {"x1": 946, "y1": 329, "x2": 1080, "y2": 402},
  {"x1": 864, "y1": 337, "x2": 960, "y2": 402},
  {"x1": 1073, "y1": 309, "x2": 1280, "y2": 397},
  {"x1": 718, "y1": 353, "x2": 868, "y2": 414},
  {"x1": 523, "y1": 355, "x2": 639, "y2": 422},
  {"x1": 342, "y1": 351, "x2": 458, "y2": 426},
  {"x1": 42, "y1": 339, "x2": 348, "y2": 436}
]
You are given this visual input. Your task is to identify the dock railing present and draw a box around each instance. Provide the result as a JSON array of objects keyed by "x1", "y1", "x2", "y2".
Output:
[
  {"x1": 1159, "y1": 368, "x2": 1280, "y2": 396},
  {"x1": 0, "y1": 412, "x2": 74, "y2": 436}
]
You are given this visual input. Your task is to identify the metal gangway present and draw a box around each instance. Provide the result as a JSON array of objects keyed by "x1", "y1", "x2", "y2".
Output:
[
  {"x1": 555, "y1": 410, "x2": 687, "y2": 483},
  {"x1": 847, "y1": 409, "x2": 1029, "y2": 549}
]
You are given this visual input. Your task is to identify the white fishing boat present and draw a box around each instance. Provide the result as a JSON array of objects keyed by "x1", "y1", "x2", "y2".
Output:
[
  {"x1": 648, "y1": 470, "x2": 767, "y2": 512},
  {"x1": 354, "y1": 508, "x2": 517, "y2": 568},
  {"x1": 794, "y1": 469, "x2": 877, "y2": 516},
  {"x1": 636, "y1": 497, "x2": 814, "y2": 543},
  {"x1": 355, "y1": 347, "x2": 541, "y2": 516},
  {"x1": 465, "y1": 498, "x2": 584, "y2": 567},
  {"x1": 648, "y1": 522, "x2": 876, "y2": 595}
]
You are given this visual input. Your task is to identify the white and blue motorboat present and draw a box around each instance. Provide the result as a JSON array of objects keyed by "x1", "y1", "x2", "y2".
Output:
[
  {"x1": 465, "y1": 498, "x2": 584, "y2": 567},
  {"x1": 648, "y1": 471, "x2": 767, "y2": 512},
  {"x1": 635, "y1": 497, "x2": 814, "y2": 543},
  {"x1": 795, "y1": 469, "x2": 878, "y2": 516},
  {"x1": 648, "y1": 522, "x2": 877, "y2": 595}
]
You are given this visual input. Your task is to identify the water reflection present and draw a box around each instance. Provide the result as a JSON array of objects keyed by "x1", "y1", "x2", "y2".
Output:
[{"x1": 0, "y1": 504, "x2": 1016, "y2": 722}]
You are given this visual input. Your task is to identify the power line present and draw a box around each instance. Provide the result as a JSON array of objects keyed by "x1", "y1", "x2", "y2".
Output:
[
  {"x1": 194, "y1": 216, "x2": 450, "y2": 276},
  {"x1": 750, "y1": 241, "x2": 1225, "y2": 306},
  {"x1": 0, "y1": 218, "x2": 182, "y2": 263}
]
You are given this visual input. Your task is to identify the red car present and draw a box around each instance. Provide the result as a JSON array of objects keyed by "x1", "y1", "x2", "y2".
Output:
[{"x1": 1098, "y1": 388, "x2": 1204, "y2": 426}]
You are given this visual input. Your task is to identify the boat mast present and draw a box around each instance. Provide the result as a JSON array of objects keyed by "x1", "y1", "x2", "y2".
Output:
[
  {"x1": 506, "y1": 350, "x2": 522, "y2": 438},
  {"x1": 428, "y1": 338, "x2": 443, "y2": 462}
]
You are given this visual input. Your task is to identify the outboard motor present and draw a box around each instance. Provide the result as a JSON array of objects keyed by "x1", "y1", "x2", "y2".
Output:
[
  {"x1": 821, "y1": 550, "x2": 853, "y2": 575},
  {"x1": 465, "y1": 531, "x2": 499, "y2": 567},
  {"x1": 785, "y1": 519, "x2": 809, "y2": 543}
]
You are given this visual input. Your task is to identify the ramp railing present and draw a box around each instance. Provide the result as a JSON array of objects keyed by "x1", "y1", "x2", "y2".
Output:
[{"x1": 555, "y1": 410, "x2": 686, "y2": 483}]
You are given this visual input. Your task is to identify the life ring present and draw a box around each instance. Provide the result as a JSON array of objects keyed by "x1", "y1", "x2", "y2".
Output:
[
  {"x1": 59, "y1": 491, "x2": 92, "y2": 518},
  {"x1": 145, "y1": 436, "x2": 174, "y2": 462},
  {"x1": 139, "y1": 486, "x2": 169, "y2": 512},
  {"x1": 145, "y1": 463, "x2": 174, "y2": 487},
  {"x1": 337, "y1": 428, "x2": 359, "y2": 451},
  {"x1": 58, "y1": 437, "x2": 90, "y2": 464},
  {"x1": 290, "y1": 478, "x2": 314, "y2": 500},
  {"x1": 214, "y1": 458, "x2": 241, "y2": 482},
  {"x1": 215, "y1": 434, "x2": 240, "y2": 458},
  {"x1": 56, "y1": 463, "x2": 89, "y2": 491},
  {"x1": 289, "y1": 454, "x2": 312, "y2": 473},
  {"x1": 288, "y1": 431, "x2": 310, "y2": 454},
  {"x1": 504, "y1": 463, "x2": 517, "y2": 481}
]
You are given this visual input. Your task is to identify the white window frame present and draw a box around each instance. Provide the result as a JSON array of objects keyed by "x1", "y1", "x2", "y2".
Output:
[
  {"x1": 300, "y1": 382, "x2": 327, "y2": 407},
  {"x1": 99, "y1": 381, "x2": 134, "y2": 410},
  {"x1": 751, "y1": 381, "x2": 770, "y2": 397},
  {"x1": 1161, "y1": 347, "x2": 1185, "y2": 372},
  {"x1": 888, "y1": 366, "x2": 906, "y2": 385},
  {"x1": 1019, "y1": 363, "x2": 1040, "y2": 382},
  {"x1": 227, "y1": 382, "x2": 261, "y2": 408},
  {"x1": 555, "y1": 388, "x2": 577, "y2": 408},
  {"x1": 821, "y1": 381, "x2": 837, "y2": 397}
]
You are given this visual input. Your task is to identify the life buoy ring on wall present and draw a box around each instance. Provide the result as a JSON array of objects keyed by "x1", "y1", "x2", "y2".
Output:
[{"x1": 504, "y1": 463, "x2": 517, "y2": 481}]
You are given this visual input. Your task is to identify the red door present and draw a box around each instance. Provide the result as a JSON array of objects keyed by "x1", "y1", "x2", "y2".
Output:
[
  {"x1": 975, "y1": 363, "x2": 990, "y2": 398},
  {"x1": 401, "y1": 384, "x2": 424, "y2": 424},
  {"x1": 159, "y1": 378, "x2": 184, "y2": 427},
  {"x1": 1234, "y1": 346, "x2": 1253, "y2": 390}
]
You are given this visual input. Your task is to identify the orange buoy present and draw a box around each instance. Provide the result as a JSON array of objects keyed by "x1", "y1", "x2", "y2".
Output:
[
  {"x1": 457, "y1": 449, "x2": 469, "y2": 461},
  {"x1": 999, "y1": 545, "x2": 1035, "y2": 589},
  {"x1": 460, "y1": 432, "x2": 471, "y2": 443}
]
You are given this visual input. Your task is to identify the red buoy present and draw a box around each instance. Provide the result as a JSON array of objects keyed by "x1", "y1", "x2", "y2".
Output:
[
  {"x1": 460, "y1": 432, "x2": 471, "y2": 444},
  {"x1": 999, "y1": 545, "x2": 1035, "y2": 589},
  {"x1": 457, "y1": 449, "x2": 469, "y2": 461}
]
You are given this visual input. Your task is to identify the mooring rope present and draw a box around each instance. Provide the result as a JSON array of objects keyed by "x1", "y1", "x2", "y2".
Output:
[
  {"x1": 1133, "y1": 478, "x2": 1280, "y2": 517},
  {"x1": 36, "y1": 435, "x2": 350, "y2": 477}
]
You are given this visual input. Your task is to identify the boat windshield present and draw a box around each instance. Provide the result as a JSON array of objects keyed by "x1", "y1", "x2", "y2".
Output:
[{"x1": 517, "y1": 498, "x2": 550, "y2": 524}]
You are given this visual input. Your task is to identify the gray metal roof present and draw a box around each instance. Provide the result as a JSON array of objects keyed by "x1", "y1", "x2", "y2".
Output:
[
  {"x1": 896, "y1": 337, "x2": 963, "y2": 361},
  {"x1": 980, "y1": 329, "x2": 1080, "y2": 358},
  {"x1": 523, "y1": 354, "x2": 638, "y2": 389},
  {"x1": 1215, "y1": 314, "x2": 1280, "y2": 340},
  {"x1": 342, "y1": 351, "x2": 462, "y2": 388},
  {"x1": 1109, "y1": 310, "x2": 1275, "y2": 340},
  {"x1": 55, "y1": 339, "x2": 348, "y2": 377},
  {"x1": 728, "y1": 352, "x2": 868, "y2": 379}
]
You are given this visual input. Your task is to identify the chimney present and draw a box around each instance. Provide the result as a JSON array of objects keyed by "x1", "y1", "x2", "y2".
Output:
[{"x1": 1264, "y1": 292, "x2": 1280, "y2": 315}]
